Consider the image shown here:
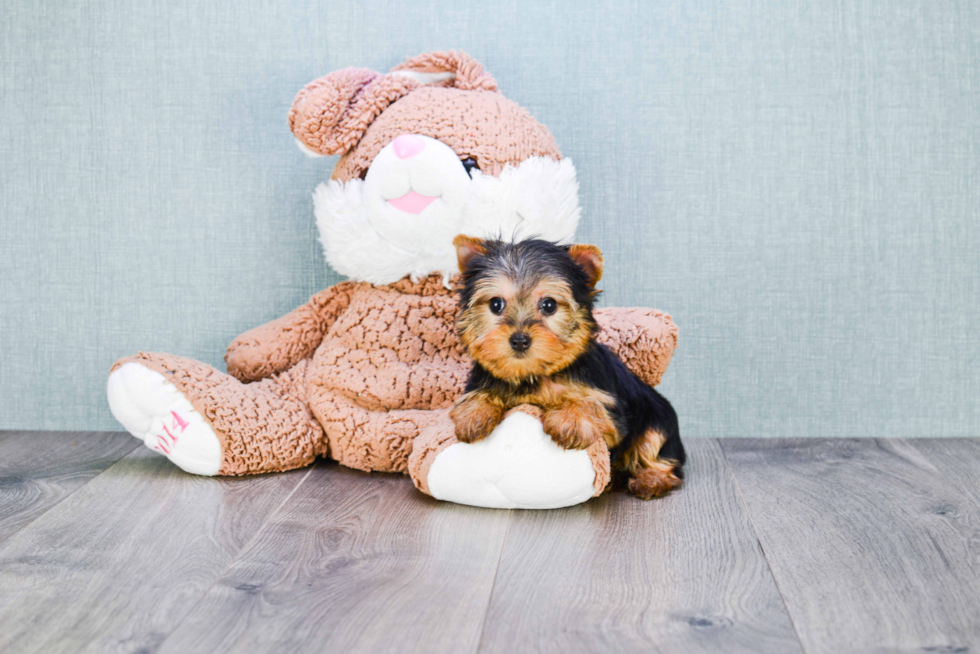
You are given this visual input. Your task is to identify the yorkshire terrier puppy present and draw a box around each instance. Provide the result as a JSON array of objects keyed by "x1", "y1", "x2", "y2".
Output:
[{"x1": 450, "y1": 235, "x2": 685, "y2": 499}]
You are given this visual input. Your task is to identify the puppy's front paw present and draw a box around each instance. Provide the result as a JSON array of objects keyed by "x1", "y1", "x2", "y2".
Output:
[
  {"x1": 450, "y1": 393, "x2": 504, "y2": 444},
  {"x1": 543, "y1": 401, "x2": 618, "y2": 450}
]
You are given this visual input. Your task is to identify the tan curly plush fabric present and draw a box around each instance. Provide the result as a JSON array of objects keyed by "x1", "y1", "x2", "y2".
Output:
[
  {"x1": 289, "y1": 69, "x2": 421, "y2": 157},
  {"x1": 331, "y1": 88, "x2": 561, "y2": 180},
  {"x1": 229, "y1": 274, "x2": 675, "y2": 481},
  {"x1": 112, "y1": 274, "x2": 676, "y2": 487},
  {"x1": 594, "y1": 307, "x2": 678, "y2": 387},
  {"x1": 109, "y1": 50, "x2": 680, "y2": 502},
  {"x1": 110, "y1": 354, "x2": 323, "y2": 475},
  {"x1": 391, "y1": 51, "x2": 499, "y2": 91},
  {"x1": 290, "y1": 50, "x2": 561, "y2": 181}
]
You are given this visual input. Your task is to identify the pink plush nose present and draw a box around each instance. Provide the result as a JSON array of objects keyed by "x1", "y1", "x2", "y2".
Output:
[{"x1": 392, "y1": 134, "x2": 425, "y2": 159}]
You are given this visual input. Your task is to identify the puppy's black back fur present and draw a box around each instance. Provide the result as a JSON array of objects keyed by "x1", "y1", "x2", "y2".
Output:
[
  {"x1": 565, "y1": 342, "x2": 686, "y2": 471},
  {"x1": 465, "y1": 341, "x2": 685, "y2": 471}
]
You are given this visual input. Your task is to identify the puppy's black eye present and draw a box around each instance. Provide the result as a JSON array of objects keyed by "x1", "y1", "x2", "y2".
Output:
[
  {"x1": 539, "y1": 297, "x2": 558, "y2": 316},
  {"x1": 489, "y1": 297, "x2": 506, "y2": 315},
  {"x1": 461, "y1": 157, "x2": 480, "y2": 178}
]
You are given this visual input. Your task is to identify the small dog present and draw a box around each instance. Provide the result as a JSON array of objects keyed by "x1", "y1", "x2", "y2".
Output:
[{"x1": 450, "y1": 235, "x2": 685, "y2": 499}]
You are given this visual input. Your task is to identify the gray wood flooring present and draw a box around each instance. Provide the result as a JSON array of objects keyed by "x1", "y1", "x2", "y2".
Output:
[{"x1": 0, "y1": 432, "x2": 977, "y2": 654}]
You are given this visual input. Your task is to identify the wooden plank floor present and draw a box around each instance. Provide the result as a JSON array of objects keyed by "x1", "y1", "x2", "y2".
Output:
[
  {"x1": 0, "y1": 431, "x2": 136, "y2": 544},
  {"x1": 721, "y1": 439, "x2": 980, "y2": 654},
  {"x1": 0, "y1": 432, "x2": 977, "y2": 654}
]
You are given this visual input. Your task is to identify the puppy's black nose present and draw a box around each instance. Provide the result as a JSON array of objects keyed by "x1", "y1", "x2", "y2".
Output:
[{"x1": 509, "y1": 332, "x2": 531, "y2": 352}]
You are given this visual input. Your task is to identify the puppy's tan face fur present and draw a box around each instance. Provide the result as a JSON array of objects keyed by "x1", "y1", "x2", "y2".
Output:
[{"x1": 457, "y1": 271, "x2": 594, "y2": 382}]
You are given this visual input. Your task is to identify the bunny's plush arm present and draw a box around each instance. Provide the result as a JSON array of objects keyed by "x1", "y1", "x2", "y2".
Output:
[
  {"x1": 225, "y1": 282, "x2": 356, "y2": 383},
  {"x1": 594, "y1": 308, "x2": 678, "y2": 388}
]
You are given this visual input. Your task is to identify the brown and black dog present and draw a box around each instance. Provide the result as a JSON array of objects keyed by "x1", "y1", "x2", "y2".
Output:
[{"x1": 450, "y1": 236, "x2": 685, "y2": 499}]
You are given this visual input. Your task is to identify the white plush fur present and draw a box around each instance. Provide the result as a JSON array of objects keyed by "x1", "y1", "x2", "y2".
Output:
[
  {"x1": 391, "y1": 70, "x2": 456, "y2": 85},
  {"x1": 426, "y1": 412, "x2": 597, "y2": 509},
  {"x1": 314, "y1": 134, "x2": 582, "y2": 285},
  {"x1": 295, "y1": 137, "x2": 325, "y2": 159},
  {"x1": 107, "y1": 362, "x2": 221, "y2": 476}
]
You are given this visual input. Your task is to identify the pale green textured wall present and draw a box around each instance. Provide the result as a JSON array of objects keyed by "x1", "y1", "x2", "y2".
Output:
[{"x1": 2, "y1": 0, "x2": 978, "y2": 435}]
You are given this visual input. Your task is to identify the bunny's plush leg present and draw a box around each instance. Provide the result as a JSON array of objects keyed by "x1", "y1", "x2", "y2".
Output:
[
  {"x1": 307, "y1": 389, "x2": 447, "y2": 474},
  {"x1": 408, "y1": 405, "x2": 611, "y2": 509},
  {"x1": 108, "y1": 353, "x2": 323, "y2": 475}
]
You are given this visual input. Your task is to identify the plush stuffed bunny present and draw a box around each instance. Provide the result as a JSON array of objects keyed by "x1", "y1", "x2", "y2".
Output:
[{"x1": 107, "y1": 51, "x2": 677, "y2": 509}]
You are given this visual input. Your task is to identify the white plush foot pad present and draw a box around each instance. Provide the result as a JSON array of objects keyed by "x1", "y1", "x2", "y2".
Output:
[
  {"x1": 426, "y1": 412, "x2": 597, "y2": 510},
  {"x1": 107, "y1": 362, "x2": 222, "y2": 476}
]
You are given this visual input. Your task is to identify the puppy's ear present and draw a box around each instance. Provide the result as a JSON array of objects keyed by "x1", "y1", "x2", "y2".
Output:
[
  {"x1": 454, "y1": 235, "x2": 487, "y2": 273},
  {"x1": 567, "y1": 244, "x2": 604, "y2": 288}
]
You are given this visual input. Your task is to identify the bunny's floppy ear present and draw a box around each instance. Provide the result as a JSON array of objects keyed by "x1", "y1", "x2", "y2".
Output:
[
  {"x1": 289, "y1": 68, "x2": 421, "y2": 156},
  {"x1": 289, "y1": 51, "x2": 498, "y2": 157},
  {"x1": 391, "y1": 50, "x2": 498, "y2": 91}
]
